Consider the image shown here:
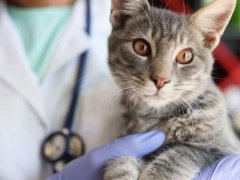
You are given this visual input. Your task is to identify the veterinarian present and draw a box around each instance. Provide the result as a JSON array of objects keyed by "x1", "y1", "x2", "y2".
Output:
[{"x1": 0, "y1": 0, "x2": 239, "y2": 179}]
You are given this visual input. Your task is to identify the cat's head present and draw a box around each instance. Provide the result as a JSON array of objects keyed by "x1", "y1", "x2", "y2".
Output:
[{"x1": 109, "y1": 0, "x2": 236, "y2": 108}]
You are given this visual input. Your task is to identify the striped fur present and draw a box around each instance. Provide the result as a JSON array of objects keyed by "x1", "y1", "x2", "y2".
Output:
[{"x1": 105, "y1": 0, "x2": 239, "y2": 179}]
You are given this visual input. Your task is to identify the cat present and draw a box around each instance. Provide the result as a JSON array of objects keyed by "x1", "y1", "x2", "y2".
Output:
[{"x1": 104, "y1": 0, "x2": 240, "y2": 179}]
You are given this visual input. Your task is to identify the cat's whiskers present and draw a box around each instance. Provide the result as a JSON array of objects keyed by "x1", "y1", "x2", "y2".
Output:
[
  {"x1": 116, "y1": 86, "x2": 138, "y2": 112},
  {"x1": 211, "y1": 76, "x2": 232, "y2": 82},
  {"x1": 117, "y1": 85, "x2": 140, "y2": 112},
  {"x1": 96, "y1": 81, "x2": 140, "y2": 114},
  {"x1": 181, "y1": 0, "x2": 187, "y2": 33},
  {"x1": 121, "y1": 1, "x2": 153, "y2": 28},
  {"x1": 114, "y1": 78, "x2": 144, "y2": 90},
  {"x1": 160, "y1": 0, "x2": 173, "y2": 20},
  {"x1": 180, "y1": 97, "x2": 194, "y2": 113},
  {"x1": 178, "y1": 99, "x2": 189, "y2": 117},
  {"x1": 142, "y1": 6, "x2": 153, "y2": 28},
  {"x1": 177, "y1": 100, "x2": 184, "y2": 117},
  {"x1": 184, "y1": 87, "x2": 222, "y2": 104},
  {"x1": 180, "y1": 97, "x2": 205, "y2": 133},
  {"x1": 122, "y1": 88, "x2": 136, "y2": 112},
  {"x1": 184, "y1": 21, "x2": 194, "y2": 37},
  {"x1": 112, "y1": 72, "x2": 148, "y2": 91},
  {"x1": 180, "y1": 88, "x2": 220, "y2": 105},
  {"x1": 150, "y1": 0, "x2": 154, "y2": 26},
  {"x1": 68, "y1": 77, "x2": 134, "y2": 117},
  {"x1": 181, "y1": 90, "x2": 219, "y2": 117},
  {"x1": 96, "y1": 85, "x2": 124, "y2": 114},
  {"x1": 174, "y1": 99, "x2": 181, "y2": 118},
  {"x1": 181, "y1": 1, "x2": 193, "y2": 38},
  {"x1": 188, "y1": 97, "x2": 217, "y2": 124},
  {"x1": 173, "y1": 86, "x2": 219, "y2": 116}
]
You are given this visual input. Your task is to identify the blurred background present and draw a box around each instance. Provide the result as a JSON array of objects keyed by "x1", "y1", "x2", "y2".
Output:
[{"x1": 151, "y1": 0, "x2": 240, "y2": 128}]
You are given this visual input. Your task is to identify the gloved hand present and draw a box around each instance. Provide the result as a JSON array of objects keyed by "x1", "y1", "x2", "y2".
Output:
[
  {"x1": 48, "y1": 130, "x2": 165, "y2": 180},
  {"x1": 195, "y1": 155, "x2": 240, "y2": 180}
]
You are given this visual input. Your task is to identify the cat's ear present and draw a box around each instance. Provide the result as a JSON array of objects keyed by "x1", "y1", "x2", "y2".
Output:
[
  {"x1": 191, "y1": 0, "x2": 236, "y2": 50},
  {"x1": 111, "y1": 0, "x2": 150, "y2": 29}
]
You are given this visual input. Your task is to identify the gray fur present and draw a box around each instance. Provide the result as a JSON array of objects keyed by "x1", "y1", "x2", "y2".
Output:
[{"x1": 105, "y1": 0, "x2": 239, "y2": 179}]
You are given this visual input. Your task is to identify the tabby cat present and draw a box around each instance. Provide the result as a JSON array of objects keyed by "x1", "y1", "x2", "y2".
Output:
[{"x1": 104, "y1": 0, "x2": 240, "y2": 179}]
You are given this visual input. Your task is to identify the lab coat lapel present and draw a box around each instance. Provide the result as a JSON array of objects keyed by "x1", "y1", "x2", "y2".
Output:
[
  {"x1": 46, "y1": 0, "x2": 90, "y2": 77},
  {"x1": 0, "y1": 2, "x2": 48, "y2": 128},
  {"x1": 0, "y1": 0, "x2": 90, "y2": 129}
]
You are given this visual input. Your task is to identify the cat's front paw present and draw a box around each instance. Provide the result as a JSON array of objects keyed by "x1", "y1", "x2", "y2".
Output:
[{"x1": 104, "y1": 156, "x2": 142, "y2": 180}]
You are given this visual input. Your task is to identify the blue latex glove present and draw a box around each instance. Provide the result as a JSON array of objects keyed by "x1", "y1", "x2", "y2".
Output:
[
  {"x1": 195, "y1": 155, "x2": 240, "y2": 180},
  {"x1": 48, "y1": 130, "x2": 165, "y2": 180}
]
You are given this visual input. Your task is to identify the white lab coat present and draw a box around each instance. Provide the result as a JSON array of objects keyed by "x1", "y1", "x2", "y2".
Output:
[{"x1": 0, "y1": 0, "x2": 124, "y2": 179}]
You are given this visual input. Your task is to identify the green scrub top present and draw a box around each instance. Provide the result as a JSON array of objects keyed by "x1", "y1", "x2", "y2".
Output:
[{"x1": 8, "y1": 6, "x2": 73, "y2": 81}]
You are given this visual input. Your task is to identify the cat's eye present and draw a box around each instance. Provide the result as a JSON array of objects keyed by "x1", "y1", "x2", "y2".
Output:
[
  {"x1": 176, "y1": 48, "x2": 193, "y2": 64},
  {"x1": 133, "y1": 39, "x2": 151, "y2": 56}
]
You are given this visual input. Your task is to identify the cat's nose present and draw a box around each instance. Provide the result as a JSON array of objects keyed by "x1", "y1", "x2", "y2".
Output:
[{"x1": 150, "y1": 76, "x2": 170, "y2": 89}]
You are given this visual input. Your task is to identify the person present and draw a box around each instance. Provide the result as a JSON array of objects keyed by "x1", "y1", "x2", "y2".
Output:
[
  {"x1": 0, "y1": 0, "x2": 123, "y2": 178},
  {"x1": 0, "y1": 0, "x2": 239, "y2": 179}
]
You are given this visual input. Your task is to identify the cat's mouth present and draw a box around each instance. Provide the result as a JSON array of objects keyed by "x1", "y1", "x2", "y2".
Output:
[
  {"x1": 141, "y1": 88, "x2": 172, "y2": 102},
  {"x1": 141, "y1": 92, "x2": 170, "y2": 107},
  {"x1": 143, "y1": 93, "x2": 163, "y2": 100}
]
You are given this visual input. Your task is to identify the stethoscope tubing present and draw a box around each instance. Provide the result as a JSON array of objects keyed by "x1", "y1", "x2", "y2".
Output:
[
  {"x1": 41, "y1": 0, "x2": 91, "y2": 172},
  {"x1": 64, "y1": 0, "x2": 91, "y2": 130}
]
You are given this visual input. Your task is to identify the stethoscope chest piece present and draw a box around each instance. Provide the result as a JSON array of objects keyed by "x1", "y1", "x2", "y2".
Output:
[{"x1": 41, "y1": 129, "x2": 84, "y2": 172}]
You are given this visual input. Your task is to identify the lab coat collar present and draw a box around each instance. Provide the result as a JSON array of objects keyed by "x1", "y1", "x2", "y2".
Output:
[
  {"x1": 46, "y1": 0, "x2": 90, "y2": 77},
  {"x1": 0, "y1": 0, "x2": 90, "y2": 129},
  {"x1": 0, "y1": 1, "x2": 49, "y2": 128}
]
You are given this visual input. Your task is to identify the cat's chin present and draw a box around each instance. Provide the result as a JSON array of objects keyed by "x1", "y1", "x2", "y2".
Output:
[{"x1": 142, "y1": 94, "x2": 170, "y2": 108}]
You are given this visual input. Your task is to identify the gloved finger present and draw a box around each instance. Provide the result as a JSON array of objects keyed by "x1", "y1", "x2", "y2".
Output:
[
  {"x1": 194, "y1": 155, "x2": 240, "y2": 180},
  {"x1": 89, "y1": 130, "x2": 165, "y2": 168},
  {"x1": 48, "y1": 131, "x2": 165, "y2": 180},
  {"x1": 97, "y1": 130, "x2": 165, "y2": 157}
]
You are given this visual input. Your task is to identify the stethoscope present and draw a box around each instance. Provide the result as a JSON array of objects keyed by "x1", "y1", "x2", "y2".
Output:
[{"x1": 41, "y1": 0, "x2": 91, "y2": 173}]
